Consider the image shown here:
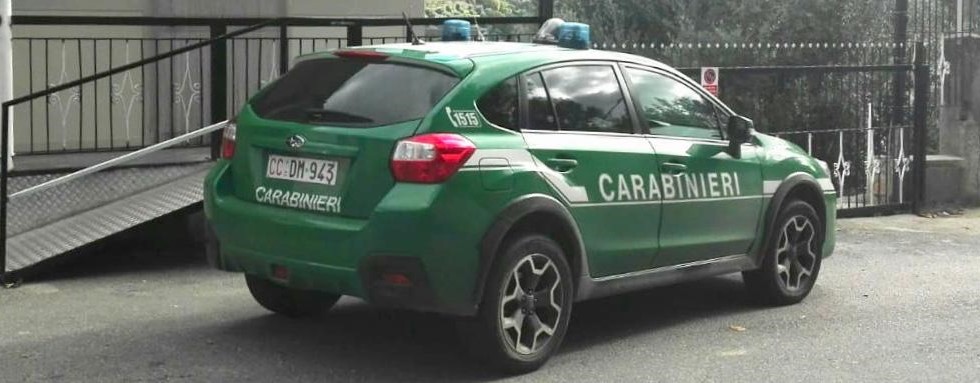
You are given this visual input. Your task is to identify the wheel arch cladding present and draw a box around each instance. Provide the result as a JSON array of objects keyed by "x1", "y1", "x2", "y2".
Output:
[
  {"x1": 763, "y1": 174, "x2": 827, "y2": 262},
  {"x1": 475, "y1": 195, "x2": 585, "y2": 309}
]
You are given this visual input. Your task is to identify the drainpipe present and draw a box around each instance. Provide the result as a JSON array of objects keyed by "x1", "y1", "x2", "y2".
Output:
[{"x1": 0, "y1": 0, "x2": 12, "y2": 169}]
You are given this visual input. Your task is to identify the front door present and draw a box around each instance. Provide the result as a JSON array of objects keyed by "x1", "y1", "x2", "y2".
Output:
[
  {"x1": 621, "y1": 66, "x2": 764, "y2": 267},
  {"x1": 521, "y1": 64, "x2": 663, "y2": 277}
]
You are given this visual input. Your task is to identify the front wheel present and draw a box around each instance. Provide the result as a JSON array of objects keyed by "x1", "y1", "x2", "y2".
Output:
[
  {"x1": 458, "y1": 234, "x2": 574, "y2": 374},
  {"x1": 245, "y1": 275, "x2": 341, "y2": 318},
  {"x1": 743, "y1": 199, "x2": 824, "y2": 306}
]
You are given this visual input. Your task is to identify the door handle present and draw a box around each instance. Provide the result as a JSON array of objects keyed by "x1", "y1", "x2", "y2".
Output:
[
  {"x1": 545, "y1": 158, "x2": 579, "y2": 172},
  {"x1": 660, "y1": 162, "x2": 688, "y2": 174}
]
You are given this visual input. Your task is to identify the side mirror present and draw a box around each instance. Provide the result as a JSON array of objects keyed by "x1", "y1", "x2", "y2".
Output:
[{"x1": 726, "y1": 115, "x2": 754, "y2": 158}]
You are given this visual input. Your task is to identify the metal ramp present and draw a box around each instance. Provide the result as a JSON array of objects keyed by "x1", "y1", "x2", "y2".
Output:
[
  {"x1": 1, "y1": 122, "x2": 225, "y2": 277},
  {"x1": 0, "y1": 20, "x2": 275, "y2": 282},
  {"x1": 4, "y1": 164, "x2": 210, "y2": 272}
]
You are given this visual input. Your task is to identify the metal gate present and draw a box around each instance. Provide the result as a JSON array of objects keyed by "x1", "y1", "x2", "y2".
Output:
[{"x1": 678, "y1": 63, "x2": 930, "y2": 217}]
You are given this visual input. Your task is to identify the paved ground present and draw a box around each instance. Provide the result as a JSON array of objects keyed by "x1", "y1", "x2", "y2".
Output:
[{"x1": 1, "y1": 211, "x2": 979, "y2": 382}]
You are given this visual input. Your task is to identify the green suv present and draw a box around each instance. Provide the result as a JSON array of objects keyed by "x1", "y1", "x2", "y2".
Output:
[{"x1": 204, "y1": 38, "x2": 837, "y2": 372}]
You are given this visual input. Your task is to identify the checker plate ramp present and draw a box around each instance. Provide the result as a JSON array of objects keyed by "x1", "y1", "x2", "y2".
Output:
[{"x1": 5, "y1": 163, "x2": 212, "y2": 273}]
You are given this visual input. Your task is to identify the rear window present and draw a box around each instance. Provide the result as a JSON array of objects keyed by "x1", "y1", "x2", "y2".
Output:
[
  {"x1": 251, "y1": 58, "x2": 459, "y2": 126},
  {"x1": 476, "y1": 77, "x2": 519, "y2": 130}
]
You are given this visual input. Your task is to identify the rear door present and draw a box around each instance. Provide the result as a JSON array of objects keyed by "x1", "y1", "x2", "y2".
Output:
[
  {"x1": 231, "y1": 56, "x2": 459, "y2": 218},
  {"x1": 621, "y1": 65, "x2": 764, "y2": 267},
  {"x1": 520, "y1": 63, "x2": 663, "y2": 278}
]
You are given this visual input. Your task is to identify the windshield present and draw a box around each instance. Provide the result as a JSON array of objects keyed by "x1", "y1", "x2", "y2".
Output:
[{"x1": 251, "y1": 58, "x2": 459, "y2": 126}]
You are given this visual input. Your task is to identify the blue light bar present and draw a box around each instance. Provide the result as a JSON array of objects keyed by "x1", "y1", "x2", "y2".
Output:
[
  {"x1": 442, "y1": 19, "x2": 472, "y2": 42},
  {"x1": 557, "y1": 22, "x2": 590, "y2": 49}
]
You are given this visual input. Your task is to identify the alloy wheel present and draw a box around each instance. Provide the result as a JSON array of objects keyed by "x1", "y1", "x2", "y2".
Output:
[
  {"x1": 498, "y1": 253, "x2": 565, "y2": 355},
  {"x1": 774, "y1": 215, "x2": 818, "y2": 292}
]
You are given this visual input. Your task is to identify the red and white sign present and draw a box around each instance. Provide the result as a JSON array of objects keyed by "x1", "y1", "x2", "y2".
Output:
[{"x1": 701, "y1": 67, "x2": 719, "y2": 96}]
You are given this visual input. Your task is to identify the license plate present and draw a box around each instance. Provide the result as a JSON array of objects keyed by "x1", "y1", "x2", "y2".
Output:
[{"x1": 266, "y1": 154, "x2": 339, "y2": 186}]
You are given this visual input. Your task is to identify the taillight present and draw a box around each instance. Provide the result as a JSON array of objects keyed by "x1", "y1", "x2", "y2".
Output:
[
  {"x1": 221, "y1": 120, "x2": 237, "y2": 159},
  {"x1": 391, "y1": 133, "x2": 476, "y2": 184}
]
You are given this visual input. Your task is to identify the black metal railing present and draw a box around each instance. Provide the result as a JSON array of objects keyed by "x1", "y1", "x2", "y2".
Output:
[
  {"x1": 598, "y1": 41, "x2": 905, "y2": 68},
  {"x1": 10, "y1": 37, "x2": 216, "y2": 154},
  {"x1": 5, "y1": 16, "x2": 543, "y2": 157},
  {"x1": 673, "y1": 61, "x2": 929, "y2": 216}
]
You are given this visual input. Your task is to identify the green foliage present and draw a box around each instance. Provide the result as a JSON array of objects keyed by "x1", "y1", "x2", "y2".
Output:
[
  {"x1": 556, "y1": 0, "x2": 895, "y2": 44},
  {"x1": 424, "y1": 0, "x2": 538, "y2": 18},
  {"x1": 424, "y1": 0, "x2": 539, "y2": 36}
]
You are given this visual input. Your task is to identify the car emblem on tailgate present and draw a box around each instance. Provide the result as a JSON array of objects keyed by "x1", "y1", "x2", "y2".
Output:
[{"x1": 286, "y1": 135, "x2": 306, "y2": 149}]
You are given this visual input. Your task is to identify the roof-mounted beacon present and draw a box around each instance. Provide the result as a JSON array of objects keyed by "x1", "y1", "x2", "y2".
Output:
[
  {"x1": 533, "y1": 18, "x2": 565, "y2": 44},
  {"x1": 442, "y1": 19, "x2": 472, "y2": 42},
  {"x1": 557, "y1": 22, "x2": 590, "y2": 49},
  {"x1": 533, "y1": 18, "x2": 590, "y2": 49}
]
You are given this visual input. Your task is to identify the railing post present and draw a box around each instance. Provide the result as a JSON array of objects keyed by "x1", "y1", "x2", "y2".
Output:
[
  {"x1": 278, "y1": 22, "x2": 289, "y2": 75},
  {"x1": 0, "y1": 0, "x2": 10, "y2": 284},
  {"x1": 209, "y1": 23, "x2": 228, "y2": 160},
  {"x1": 912, "y1": 50, "x2": 930, "y2": 213},
  {"x1": 1, "y1": 105, "x2": 8, "y2": 283},
  {"x1": 538, "y1": 0, "x2": 554, "y2": 23},
  {"x1": 347, "y1": 23, "x2": 362, "y2": 47},
  {"x1": 892, "y1": 0, "x2": 909, "y2": 128}
]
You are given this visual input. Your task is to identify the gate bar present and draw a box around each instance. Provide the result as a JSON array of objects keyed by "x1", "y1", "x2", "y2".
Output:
[
  {"x1": 911, "y1": 45, "x2": 930, "y2": 213},
  {"x1": 10, "y1": 16, "x2": 541, "y2": 27}
]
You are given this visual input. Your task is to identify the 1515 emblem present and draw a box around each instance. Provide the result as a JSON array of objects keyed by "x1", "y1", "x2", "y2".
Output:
[{"x1": 446, "y1": 107, "x2": 481, "y2": 128}]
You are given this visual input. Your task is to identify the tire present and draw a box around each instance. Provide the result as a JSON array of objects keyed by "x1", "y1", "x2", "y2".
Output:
[
  {"x1": 743, "y1": 199, "x2": 824, "y2": 306},
  {"x1": 458, "y1": 234, "x2": 574, "y2": 374},
  {"x1": 245, "y1": 275, "x2": 341, "y2": 318}
]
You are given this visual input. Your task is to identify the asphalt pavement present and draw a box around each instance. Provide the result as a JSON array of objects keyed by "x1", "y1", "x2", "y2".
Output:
[{"x1": 1, "y1": 211, "x2": 978, "y2": 382}]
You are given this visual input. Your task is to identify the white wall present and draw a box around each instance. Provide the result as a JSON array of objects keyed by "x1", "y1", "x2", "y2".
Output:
[
  {"x1": 12, "y1": 0, "x2": 423, "y2": 17},
  {"x1": 13, "y1": 0, "x2": 145, "y2": 16},
  {"x1": 288, "y1": 0, "x2": 421, "y2": 17}
]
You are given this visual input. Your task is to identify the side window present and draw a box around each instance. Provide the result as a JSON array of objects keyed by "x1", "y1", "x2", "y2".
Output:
[
  {"x1": 540, "y1": 66, "x2": 633, "y2": 134},
  {"x1": 713, "y1": 104, "x2": 730, "y2": 139},
  {"x1": 476, "y1": 77, "x2": 519, "y2": 130},
  {"x1": 524, "y1": 72, "x2": 558, "y2": 131},
  {"x1": 624, "y1": 68, "x2": 723, "y2": 140}
]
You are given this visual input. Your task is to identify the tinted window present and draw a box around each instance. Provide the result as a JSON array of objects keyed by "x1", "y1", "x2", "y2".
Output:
[
  {"x1": 477, "y1": 77, "x2": 519, "y2": 130},
  {"x1": 713, "y1": 104, "x2": 730, "y2": 139},
  {"x1": 524, "y1": 72, "x2": 558, "y2": 131},
  {"x1": 624, "y1": 68, "x2": 722, "y2": 140},
  {"x1": 540, "y1": 66, "x2": 632, "y2": 134},
  {"x1": 252, "y1": 59, "x2": 458, "y2": 126}
]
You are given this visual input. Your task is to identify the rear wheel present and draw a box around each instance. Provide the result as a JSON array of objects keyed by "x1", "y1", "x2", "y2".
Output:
[
  {"x1": 743, "y1": 200, "x2": 823, "y2": 305},
  {"x1": 458, "y1": 234, "x2": 574, "y2": 374},
  {"x1": 245, "y1": 275, "x2": 340, "y2": 317}
]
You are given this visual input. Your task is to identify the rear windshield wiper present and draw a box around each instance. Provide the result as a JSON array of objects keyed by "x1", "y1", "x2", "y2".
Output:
[{"x1": 305, "y1": 108, "x2": 375, "y2": 124}]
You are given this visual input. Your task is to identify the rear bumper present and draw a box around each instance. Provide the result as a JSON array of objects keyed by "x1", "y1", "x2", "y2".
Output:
[{"x1": 203, "y1": 162, "x2": 488, "y2": 316}]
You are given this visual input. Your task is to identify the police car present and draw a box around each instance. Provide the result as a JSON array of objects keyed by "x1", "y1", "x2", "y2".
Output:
[{"x1": 204, "y1": 19, "x2": 837, "y2": 372}]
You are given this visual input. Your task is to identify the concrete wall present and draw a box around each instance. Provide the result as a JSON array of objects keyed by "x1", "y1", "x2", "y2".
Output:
[
  {"x1": 13, "y1": 0, "x2": 144, "y2": 16},
  {"x1": 13, "y1": 0, "x2": 421, "y2": 17},
  {"x1": 938, "y1": 36, "x2": 980, "y2": 205}
]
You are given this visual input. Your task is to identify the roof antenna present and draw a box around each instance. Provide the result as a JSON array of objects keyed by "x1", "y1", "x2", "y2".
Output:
[
  {"x1": 402, "y1": 11, "x2": 424, "y2": 45},
  {"x1": 472, "y1": 16, "x2": 486, "y2": 41}
]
